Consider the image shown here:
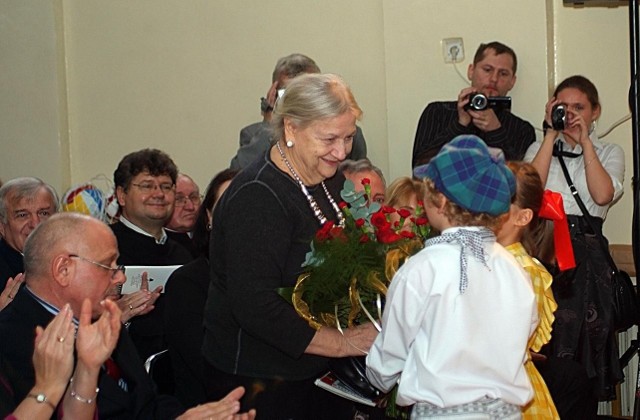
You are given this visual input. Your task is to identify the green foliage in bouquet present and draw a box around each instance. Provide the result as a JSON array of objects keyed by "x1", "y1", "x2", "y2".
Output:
[{"x1": 293, "y1": 178, "x2": 431, "y2": 330}]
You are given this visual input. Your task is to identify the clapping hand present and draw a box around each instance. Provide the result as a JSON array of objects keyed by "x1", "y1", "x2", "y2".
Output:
[
  {"x1": 115, "y1": 271, "x2": 162, "y2": 323},
  {"x1": 76, "y1": 298, "x2": 121, "y2": 370},
  {"x1": 0, "y1": 273, "x2": 24, "y2": 311},
  {"x1": 177, "y1": 387, "x2": 257, "y2": 420},
  {"x1": 32, "y1": 304, "x2": 76, "y2": 403}
]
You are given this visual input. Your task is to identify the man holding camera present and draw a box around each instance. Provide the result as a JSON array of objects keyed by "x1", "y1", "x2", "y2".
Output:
[{"x1": 412, "y1": 41, "x2": 535, "y2": 167}]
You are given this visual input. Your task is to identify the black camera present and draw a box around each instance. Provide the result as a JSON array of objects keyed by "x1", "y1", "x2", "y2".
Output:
[
  {"x1": 551, "y1": 104, "x2": 566, "y2": 131},
  {"x1": 464, "y1": 93, "x2": 512, "y2": 111}
]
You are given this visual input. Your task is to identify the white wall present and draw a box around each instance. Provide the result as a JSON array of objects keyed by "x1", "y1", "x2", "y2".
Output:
[
  {"x1": 0, "y1": 0, "x2": 634, "y2": 243},
  {"x1": 62, "y1": 0, "x2": 388, "y2": 192},
  {"x1": 0, "y1": 0, "x2": 69, "y2": 188}
]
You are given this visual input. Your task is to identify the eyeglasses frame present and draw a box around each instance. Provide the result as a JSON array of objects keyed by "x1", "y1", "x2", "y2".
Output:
[
  {"x1": 130, "y1": 182, "x2": 175, "y2": 194},
  {"x1": 69, "y1": 254, "x2": 126, "y2": 279}
]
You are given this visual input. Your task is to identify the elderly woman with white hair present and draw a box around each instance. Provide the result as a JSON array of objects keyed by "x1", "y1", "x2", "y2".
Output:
[{"x1": 203, "y1": 73, "x2": 378, "y2": 419}]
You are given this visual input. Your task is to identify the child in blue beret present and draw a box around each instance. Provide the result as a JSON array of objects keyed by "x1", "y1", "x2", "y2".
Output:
[{"x1": 366, "y1": 135, "x2": 538, "y2": 419}]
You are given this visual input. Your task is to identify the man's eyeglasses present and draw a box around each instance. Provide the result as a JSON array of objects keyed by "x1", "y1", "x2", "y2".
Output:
[
  {"x1": 69, "y1": 254, "x2": 126, "y2": 279},
  {"x1": 130, "y1": 182, "x2": 175, "y2": 194},
  {"x1": 175, "y1": 194, "x2": 202, "y2": 207}
]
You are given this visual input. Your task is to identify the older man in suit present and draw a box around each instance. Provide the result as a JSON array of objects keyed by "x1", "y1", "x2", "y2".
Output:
[
  {"x1": 0, "y1": 213, "x2": 254, "y2": 419},
  {"x1": 0, "y1": 177, "x2": 58, "y2": 290}
]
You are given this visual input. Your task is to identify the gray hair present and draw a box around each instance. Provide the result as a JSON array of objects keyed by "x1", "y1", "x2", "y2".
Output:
[
  {"x1": 272, "y1": 53, "x2": 321, "y2": 83},
  {"x1": 339, "y1": 159, "x2": 386, "y2": 188},
  {"x1": 270, "y1": 73, "x2": 362, "y2": 144},
  {"x1": 0, "y1": 177, "x2": 59, "y2": 224}
]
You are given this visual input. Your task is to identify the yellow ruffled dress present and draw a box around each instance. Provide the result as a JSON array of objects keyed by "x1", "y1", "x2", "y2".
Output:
[{"x1": 506, "y1": 242, "x2": 559, "y2": 420}]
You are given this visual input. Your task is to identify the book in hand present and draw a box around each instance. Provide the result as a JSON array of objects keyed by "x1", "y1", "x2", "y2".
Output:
[
  {"x1": 314, "y1": 371, "x2": 380, "y2": 407},
  {"x1": 118, "y1": 265, "x2": 182, "y2": 294}
]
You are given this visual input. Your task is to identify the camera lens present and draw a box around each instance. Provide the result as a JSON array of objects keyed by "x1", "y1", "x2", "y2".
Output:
[
  {"x1": 551, "y1": 105, "x2": 566, "y2": 131},
  {"x1": 468, "y1": 93, "x2": 488, "y2": 111}
]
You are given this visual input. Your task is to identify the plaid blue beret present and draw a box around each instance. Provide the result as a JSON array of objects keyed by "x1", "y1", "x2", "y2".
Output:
[{"x1": 413, "y1": 135, "x2": 516, "y2": 215}]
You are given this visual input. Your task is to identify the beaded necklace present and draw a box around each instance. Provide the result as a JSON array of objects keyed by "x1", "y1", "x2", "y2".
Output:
[{"x1": 276, "y1": 141, "x2": 345, "y2": 227}]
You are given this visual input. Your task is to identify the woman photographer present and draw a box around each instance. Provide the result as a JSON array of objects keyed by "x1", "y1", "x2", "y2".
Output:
[
  {"x1": 525, "y1": 75, "x2": 625, "y2": 415},
  {"x1": 202, "y1": 73, "x2": 378, "y2": 419}
]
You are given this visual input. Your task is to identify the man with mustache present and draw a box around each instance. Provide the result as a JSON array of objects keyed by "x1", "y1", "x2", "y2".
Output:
[{"x1": 412, "y1": 41, "x2": 535, "y2": 167}]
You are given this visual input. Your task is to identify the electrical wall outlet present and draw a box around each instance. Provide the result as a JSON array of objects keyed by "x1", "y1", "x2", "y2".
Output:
[{"x1": 442, "y1": 37, "x2": 464, "y2": 63}]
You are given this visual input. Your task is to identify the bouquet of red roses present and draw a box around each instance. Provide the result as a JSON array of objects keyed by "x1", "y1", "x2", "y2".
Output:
[{"x1": 292, "y1": 178, "x2": 431, "y2": 331}]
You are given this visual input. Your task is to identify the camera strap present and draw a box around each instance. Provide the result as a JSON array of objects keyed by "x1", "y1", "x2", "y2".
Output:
[
  {"x1": 552, "y1": 140, "x2": 582, "y2": 158},
  {"x1": 555, "y1": 142, "x2": 618, "y2": 274}
]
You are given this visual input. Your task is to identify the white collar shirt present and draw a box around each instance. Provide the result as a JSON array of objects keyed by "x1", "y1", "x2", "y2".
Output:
[
  {"x1": 119, "y1": 216, "x2": 168, "y2": 245},
  {"x1": 366, "y1": 227, "x2": 537, "y2": 407},
  {"x1": 524, "y1": 133, "x2": 625, "y2": 219}
]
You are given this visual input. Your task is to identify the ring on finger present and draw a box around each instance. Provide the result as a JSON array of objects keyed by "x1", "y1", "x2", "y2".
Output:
[
  {"x1": 129, "y1": 304, "x2": 133, "y2": 310},
  {"x1": 7, "y1": 294, "x2": 13, "y2": 299},
  {"x1": 57, "y1": 336, "x2": 65, "y2": 343}
]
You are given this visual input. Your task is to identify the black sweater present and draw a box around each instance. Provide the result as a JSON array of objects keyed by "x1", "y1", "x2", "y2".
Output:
[{"x1": 203, "y1": 151, "x2": 345, "y2": 380}]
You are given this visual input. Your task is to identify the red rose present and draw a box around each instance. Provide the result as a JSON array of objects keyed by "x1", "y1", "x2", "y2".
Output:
[
  {"x1": 397, "y1": 208, "x2": 411, "y2": 219},
  {"x1": 400, "y1": 230, "x2": 416, "y2": 239},
  {"x1": 370, "y1": 211, "x2": 390, "y2": 229},
  {"x1": 316, "y1": 221, "x2": 334, "y2": 241},
  {"x1": 359, "y1": 234, "x2": 371, "y2": 243},
  {"x1": 338, "y1": 201, "x2": 348, "y2": 209},
  {"x1": 355, "y1": 218, "x2": 365, "y2": 228},
  {"x1": 376, "y1": 228, "x2": 403, "y2": 244},
  {"x1": 329, "y1": 226, "x2": 348, "y2": 242},
  {"x1": 415, "y1": 217, "x2": 429, "y2": 226},
  {"x1": 361, "y1": 178, "x2": 371, "y2": 186},
  {"x1": 381, "y1": 206, "x2": 396, "y2": 214}
]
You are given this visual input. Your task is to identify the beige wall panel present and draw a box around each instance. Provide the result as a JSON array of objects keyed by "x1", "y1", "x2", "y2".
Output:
[
  {"x1": 63, "y1": 0, "x2": 387, "y2": 190},
  {"x1": 0, "y1": 0, "x2": 69, "y2": 191}
]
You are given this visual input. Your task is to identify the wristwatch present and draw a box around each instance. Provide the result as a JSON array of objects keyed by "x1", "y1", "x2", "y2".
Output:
[{"x1": 27, "y1": 392, "x2": 56, "y2": 410}]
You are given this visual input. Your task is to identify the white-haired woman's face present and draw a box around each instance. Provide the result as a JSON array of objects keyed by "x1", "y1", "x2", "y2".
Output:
[{"x1": 284, "y1": 112, "x2": 356, "y2": 185}]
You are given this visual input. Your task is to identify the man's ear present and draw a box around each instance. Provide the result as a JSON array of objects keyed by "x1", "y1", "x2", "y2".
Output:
[
  {"x1": 467, "y1": 63, "x2": 475, "y2": 81},
  {"x1": 116, "y1": 186, "x2": 127, "y2": 207},
  {"x1": 51, "y1": 254, "x2": 72, "y2": 287},
  {"x1": 515, "y1": 208, "x2": 534, "y2": 228}
]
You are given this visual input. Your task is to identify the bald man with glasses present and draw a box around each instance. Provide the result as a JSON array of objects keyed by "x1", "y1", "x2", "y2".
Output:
[{"x1": 0, "y1": 213, "x2": 255, "y2": 419}]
